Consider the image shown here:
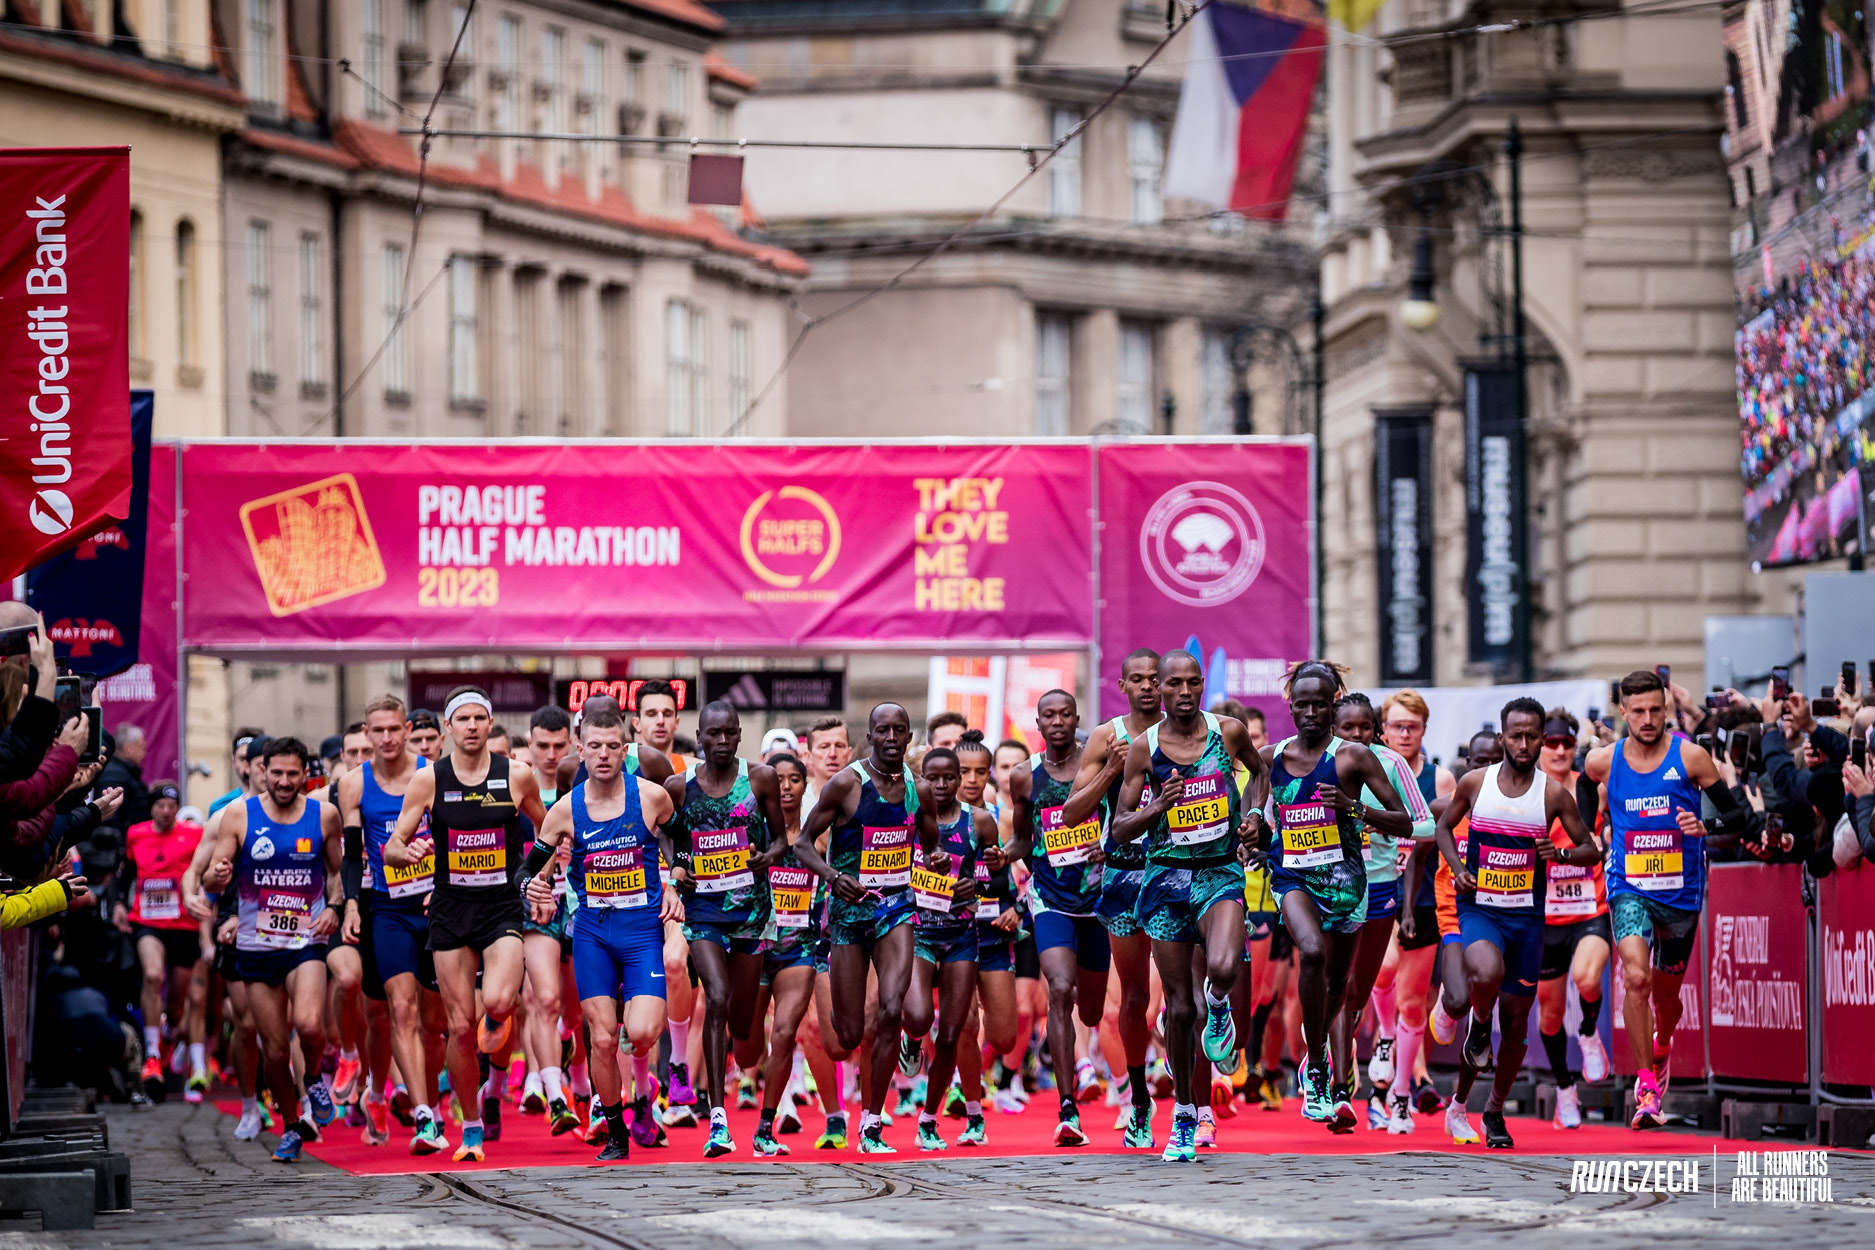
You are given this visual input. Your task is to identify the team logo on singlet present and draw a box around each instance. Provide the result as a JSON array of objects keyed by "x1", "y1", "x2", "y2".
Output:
[
  {"x1": 740, "y1": 486, "x2": 841, "y2": 595},
  {"x1": 239, "y1": 473, "x2": 387, "y2": 617},
  {"x1": 250, "y1": 835, "x2": 275, "y2": 861},
  {"x1": 1139, "y1": 481, "x2": 1265, "y2": 608}
]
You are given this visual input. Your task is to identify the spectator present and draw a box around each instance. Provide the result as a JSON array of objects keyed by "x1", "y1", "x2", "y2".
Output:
[
  {"x1": 97, "y1": 723, "x2": 151, "y2": 830},
  {"x1": 1845, "y1": 755, "x2": 1874, "y2": 860},
  {"x1": 2, "y1": 862, "x2": 87, "y2": 929},
  {"x1": 0, "y1": 609, "x2": 63, "y2": 785}
]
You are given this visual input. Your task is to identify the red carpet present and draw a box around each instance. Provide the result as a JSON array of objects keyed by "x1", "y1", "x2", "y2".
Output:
[{"x1": 216, "y1": 1095, "x2": 1711, "y2": 1174}]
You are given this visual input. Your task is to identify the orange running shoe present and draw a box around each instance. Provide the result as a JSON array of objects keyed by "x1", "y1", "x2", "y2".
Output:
[{"x1": 476, "y1": 1012, "x2": 514, "y2": 1057}]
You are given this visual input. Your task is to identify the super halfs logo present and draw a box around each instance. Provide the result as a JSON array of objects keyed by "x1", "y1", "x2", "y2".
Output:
[
  {"x1": 1139, "y1": 481, "x2": 1266, "y2": 608},
  {"x1": 739, "y1": 486, "x2": 841, "y2": 603},
  {"x1": 240, "y1": 474, "x2": 387, "y2": 616}
]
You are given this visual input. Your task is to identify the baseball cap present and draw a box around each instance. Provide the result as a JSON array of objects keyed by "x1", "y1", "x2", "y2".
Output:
[{"x1": 761, "y1": 727, "x2": 801, "y2": 755}]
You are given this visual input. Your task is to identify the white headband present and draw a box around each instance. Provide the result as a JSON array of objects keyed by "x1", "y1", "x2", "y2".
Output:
[{"x1": 444, "y1": 691, "x2": 493, "y2": 721}]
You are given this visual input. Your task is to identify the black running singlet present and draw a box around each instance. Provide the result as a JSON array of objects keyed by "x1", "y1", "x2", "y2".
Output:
[{"x1": 429, "y1": 754, "x2": 525, "y2": 895}]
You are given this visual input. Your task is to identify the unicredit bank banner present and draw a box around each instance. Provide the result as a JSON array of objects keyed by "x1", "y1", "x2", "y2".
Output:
[{"x1": 1, "y1": 147, "x2": 131, "y2": 580}]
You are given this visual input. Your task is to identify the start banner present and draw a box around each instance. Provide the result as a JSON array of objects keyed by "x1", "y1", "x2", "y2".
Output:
[{"x1": 1706, "y1": 861, "x2": 1809, "y2": 1084}]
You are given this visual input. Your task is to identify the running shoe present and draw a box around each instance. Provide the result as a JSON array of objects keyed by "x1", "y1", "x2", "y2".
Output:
[
  {"x1": 1386, "y1": 1092, "x2": 1415, "y2": 1135},
  {"x1": 1254, "y1": 1066, "x2": 1284, "y2": 1112},
  {"x1": 916, "y1": 1119, "x2": 948, "y2": 1151},
  {"x1": 481, "y1": 1093, "x2": 502, "y2": 1141},
  {"x1": 1366, "y1": 1093, "x2": 1389, "y2": 1132},
  {"x1": 1429, "y1": 997, "x2": 1458, "y2": 1046},
  {"x1": 897, "y1": 1032, "x2": 923, "y2": 1078},
  {"x1": 958, "y1": 1113, "x2": 987, "y2": 1147},
  {"x1": 259, "y1": 1097, "x2": 276, "y2": 1131},
  {"x1": 662, "y1": 1098, "x2": 698, "y2": 1129},
  {"x1": 410, "y1": 1117, "x2": 447, "y2": 1156},
  {"x1": 775, "y1": 1102, "x2": 803, "y2": 1135},
  {"x1": 630, "y1": 1097, "x2": 667, "y2": 1148},
  {"x1": 736, "y1": 1076, "x2": 758, "y2": 1110},
  {"x1": 344, "y1": 1099, "x2": 367, "y2": 1129},
  {"x1": 1327, "y1": 1085, "x2": 1357, "y2": 1134},
  {"x1": 1367, "y1": 1036, "x2": 1395, "y2": 1088},
  {"x1": 1122, "y1": 1102, "x2": 1154, "y2": 1149},
  {"x1": 453, "y1": 1124, "x2": 486, "y2": 1162},
  {"x1": 1074, "y1": 1059, "x2": 1103, "y2": 1104},
  {"x1": 1481, "y1": 1109, "x2": 1514, "y2": 1149},
  {"x1": 332, "y1": 1056, "x2": 362, "y2": 1105},
  {"x1": 306, "y1": 1080, "x2": 337, "y2": 1127},
  {"x1": 816, "y1": 1114, "x2": 849, "y2": 1150},
  {"x1": 943, "y1": 1083, "x2": 966, "y2": 1119},
  {"x1": 234, "y1": 1105, "x2": 263, "y2": 1140},
  {"x1": 1579, "y1": 1032, "x2": 1610, "y2": 1083},
  {"x1": 1195, "y1": 1115, "x2": 1216, "y2": 1148},
  {"x1": 1412, "y1": 1078, "x2": 1443, "y2": 1115},
  {"x1": 388, "y1": 1084, "x2": 415, "y2": 1128},
  {"x1": 362, "y1": 1095, "x2": 391, "y2": 1146},
  {"x1": 1461, "y1": 1015, "x2": 1495, "y2": 1074},
  {"x1": 1298, "y1": 1060, "x2": 1334, "y2": 1123},
  {"x1": 588, "y1": 1101, "x2": 607, "y2": 1144},
  {"x1": 140, "y1": 1055, "x2": 163, "y2": 1084},
  {"x1": 1054, "y1": 1106, "x2": 1089, "y2": 1147},
  {"x1": 858, "y1": 1123, "x2": 895, "y2": 1154},
  {"x1": 1553, "y1": 1084, "x2": 1582, "y2": 1130},
  {"x1": 185, "y1": 1071, "x2": 209, "y2": 1104},
  {"x1": 595, "y1": 1135, "x2": 630, "y2": 1163},
  {"x1": 1200, "y1": 995, "x2": 1238, "y2": 1067},
  {"x1": 521, "y1": 1073, "x2": 547, "y2": 1115},
  {"x1": 666, "y1": 1061, "x2": 696, "y2": 1108},
  {"x1": 169, "y1": 1042, "x2": 189, "y2": 1076},
  {"x1": 475, "y1": 1012, "x2": 513, "y2": 1057},
  {"x1": 1209, "y1": 1075, "x2": 1238, "y2": 1120},
  {"x1": 893, "y1": 1085, "x2": 919, "y2": 1118},
  {"x1": 548, "y1": 1097, "x2": 581, "y2": 1137},
  {"x1": 991, "y1": 1087, "x2": 1027, "y2": 1114},
  {"x1": 270, "y1": 1130, "x2": 304, "y2": 1163},
  {"x1": 704, "y1": 1121, "x2": 735, "y2": 1158},
  {"x1": 1631, "y1": 1072, "x2": 1665, "y2": 1130},
  {"x1": 1445, "y1": 1101, "x2": 1480, "y2": 1145},
  {"x1": 1162, "y1": 1112, "x2": 1198, "y2": 1162},
  {"x1": 752, "y1": 1127, "x2": 790, "y2": 1156}
]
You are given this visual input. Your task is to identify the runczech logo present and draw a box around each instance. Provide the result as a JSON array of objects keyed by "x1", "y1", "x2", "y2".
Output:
[
  {"x1": 239, "y1": 473, "x2": 387, "y2": 617},
  {"x1": 1138, "y1": 481, "x2": 1265, "y2": 608},
  {"x1": 740, "y1": 486, "x2": 841, "y2": 589}
]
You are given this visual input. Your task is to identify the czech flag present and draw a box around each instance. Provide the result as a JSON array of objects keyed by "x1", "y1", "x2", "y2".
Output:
[{"x1": 1164, "y1": 4, "x2": 1327, "y2": 222}]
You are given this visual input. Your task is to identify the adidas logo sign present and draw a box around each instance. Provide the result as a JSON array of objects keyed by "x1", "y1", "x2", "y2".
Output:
[
  {"x1": 1662, "y1": 767, "x2": 1681, "y2": 780},
  {"x1": 724, "y1": 674, "x2": 768, "y2": 709}
]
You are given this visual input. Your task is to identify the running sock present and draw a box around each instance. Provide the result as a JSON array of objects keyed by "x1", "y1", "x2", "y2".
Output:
[
  {"x1": 831, "y1": 1062, "x2": 850, "y2": 1111},
  {"x1": 1466, "y1": 1012, "x2": 1493, "y2": 1055},
  {"x1": 1173, "y1": 1101, "x2": 1198, "y2": 1122},
  {"x1": 860, "y1": 1109, "x2": 881, "y2": 1132},
  {"x1": 759, "y1": 1107, "x2": 776, "y2": 1134},
  {"x1": 241, "y1": 1095, "x2": 259, "y2": 1116},
  {"x1": 1392, "y1": 1022, "x2": 1425, "y2": 1098},
  {"x1": 1249, "y1": 1000, "x2": 1275, "y2": 1058},
  {"x1": 1540, "y1": 1028, "x2": 1575, "y2": 1089},
  {"x1": 1371, "y1": 984, "x2": 1397, "y2": 1039},
  {"x1": 1058, "y1": 1093, "x2": 1075, "y2": 1118},
  {"x1": 189, "y1": 1042, "x2": 207, "y2": 1075},
  {"x1": 339, "y1": 1047, "x2": 358, "y2": 1064},
  {"x1": 542, "y1": 1066, "x2": 565, "y2": 1103},
  {"x1": 1484, "y1": 1086, "x2": 1507, "y2": 1114},
  {"x1": 1198, "y1": 1105, "x2": 1214, "y2": 1125},
  {"x1": 144, "y1": 1025, "x2": 161, "y2": 1057},
  {"x1": 600, "y1": 1100, "x2": 626, "y2": 1142},
  {"x1": 668, "y1": 1017, "x2": 691, "y2": 1062},
  {"x1": 413, "y1": 1102, "x2": 434, "y2": 1123},
  {"x1": 1578, "y1": 994, "x2": 1604, "y2": 1035},
  {"x1": 1128, "y1": 1064, "x2": 1149, "y2": 1110},
  {"x1": 1204, "y1": 981, "x2": 1229, "y2": 1009},
  {"x1": 964, "y1": 1100, "x2": 981, "y2": 1117},
  {"x1": 709, "y1": 1105, "x2": 727, "y2": 1128},
  {"x1": 570, "y1": 1062, "x2": 591, "y2": 1099},
  {"x1": 631, "y1": 1053, "x2": 653, "y2": 1101},
  {"x1": 919, "y1": 1111, "x2": 937, "y2": 1127},
  {"x1": 461, "y1": 1118, "x2": 484, "y2": 1134}
]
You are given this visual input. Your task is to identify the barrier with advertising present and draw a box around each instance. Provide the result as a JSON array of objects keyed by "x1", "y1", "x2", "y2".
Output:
[
  {"x1": 1819, "y1": 862, "x2": 1875, "y2": 1086},
  {"x1": 1707, "y1": 861, "x2": 1809, "y2": 1084}
]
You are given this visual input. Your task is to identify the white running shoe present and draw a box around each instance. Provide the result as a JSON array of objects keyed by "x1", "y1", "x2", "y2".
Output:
[
  {"x1": 1445, "y1": 1100, "x2": 1480, "y2": 1144},
  {"x1": 1429, "y1": 998, "x2": 1458, "y2": 1047},
  {"x1": 1578, "y1": 1033, "x2": 1609, "y2": 1083},
  {"x1": 234, "y1": 1106, "x2": 263, "y2": 1141},
  {"x1": 1386, "y1": 1092, "x2": 1415, "y2": 1135},
  {"x1": 775, "y1": 1102, "x2": 803, "y2": 1135},
  {"x1": 1553, "y1": 1083, "x2": 1582, "y2": 1130},
  {"x1": 991, "y1": 1087, "x2": 1027, "y2": 1115},
  {"x1": 1367, "y1": 1036, "x2": 1394, "y2": 1088}
]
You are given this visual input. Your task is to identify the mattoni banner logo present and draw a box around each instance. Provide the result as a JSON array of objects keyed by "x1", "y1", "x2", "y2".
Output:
[
  {"x1": 1138, "y1": 481, "x2": 1265, "y2": 608},
  {"x1": 740, "y1": 486, "x2": 841, "y2": 601}
]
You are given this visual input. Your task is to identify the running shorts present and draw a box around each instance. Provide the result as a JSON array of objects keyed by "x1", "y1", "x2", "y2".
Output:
[
  {"x1": 1013, "y1": 932, "x2": 1041, "y2": 979},
  {"x1": 232, "y1": 943, "x2": 327, "y2": 988},
  {"x1": 760, "y1": 940, "x2": 818, "y2": 987},
  {"x1": 572, "y1": 908, "x2": 666, "y2": 1003},
  {"x1": 683, "y1": 922, "x2": 766, "y2": 957},
  {"x1": 1096, "y1": 865, "x2": 1147, "y2": 938},
  {"x1": 1365, "y1": 877, "x2": 1401, "y2": 923},
  {"x1": 134, "y1": 926, "x2": 201, "y2": 970},
  {"x1": 1398, "y1": 902, "x2": 1440, "y2": 952},
  {"x1": 426, "y1": 889, "x2": 525, "y2": 954},
  {"x1": 523, "y1": 893, "x2": 571, "y2": 949},
  {"x1": 1031, "y1": 910, "x2": 1111, "y2": 972},
  {"x1": 975, "y1": 922, "x2": 1014, "y2": 974},
  {"x1": 361, "y1": 893, "x2": 436, "y2": 999},
  {"x1": 1609, "y1": 892, "x2": 1699, "y2": 976},
  {"x1": 1136, "y1": 862, "x2": 1244, "y2": 945},
  {"x1": 1539, "y1": 913, "x2": 1612, "y2": 982},
  {"x1": 914, "y1": 922, "x2": 979, "y2": 966},
  {"x1": 828, "y1": 892, "x2": 915, "y2": 949},
  {"x1": 1435, "y1": 866, "x2": 1460, "y2": 941},
  {"x1": 1457, "y1": 905, "x2": 1544, "y2": 997},
  {"x1": 1274, "y1": 864, "x2": 1368, "y2": 936}
]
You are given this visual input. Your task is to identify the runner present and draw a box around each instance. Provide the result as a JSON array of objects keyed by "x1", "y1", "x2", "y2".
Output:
[
  {"x1": 988, "y1": 736, "x2": 1043, "y2": 1111},
  {"x1": 208, "y1": 731, "x2": 264, "y2": 817},
  {"x1": 801, "y1": 715, "x2": 854, "y2": 818},
  {"x1": 1112, "y1": 651, "x2": 1271, "y2": 1162},
  {"x1": 794, "y1": 703, "x2": 923, "y2": 1153},
  {"x1": 337, "y1": 695, "x2": 448, "y2": 1152},
  {"x1": 524, "y1": 705, "x2": 682, "y2": 1162},
  {"x1": 1432, "y1": 697, "x2": 1601, "y2": 1149},
  {"x1": 406, "y1": 711, "x2": 443, "y2": 763},
  {"x1": 953, "y1": 731, "x2": 1014, "y2": 1144},
  {"x1": 384, "y1": 686, "x2": 547, "y2": 1162},
  {"x1": 120, "y1": 782, "x2": 210, "y2": 1101},
  {"x1": 1257, "y1": 661, "x2": 1410, "y2": 1135},
  {"x1": 202, "y1": 738, "x2": 344, "y2": 1163},
  {"x1": 1584, "y1": 670, "x2": 1750, "y2": 1129},
  {"x1": 1408, "y1": 730, "x2": 1502, "y2": 1067},
  {"x1": 665, "y1": 701, "x2": 788, "y2": 1157},
  {"x1": 1002, "y1": 689, "x2": 1108, "y2": 1147},
  {"x1": 517, "y1": 704, "x2": 583, "y2": 1137},
  {"x1": 1060, "y1": 648, "x2": 1163, "y2": 1148},
  {"x1": 1533, "y1": 709, "x2": 1612, "y2": 1129}
]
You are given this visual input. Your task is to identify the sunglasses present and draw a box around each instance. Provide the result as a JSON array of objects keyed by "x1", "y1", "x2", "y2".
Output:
[
  {"x1": 1543, "y1": 736, "x2": 1575, "y2": 749},
  {"x1": 1382, "y1": 721, "x2": 1424, "y2": 732}
]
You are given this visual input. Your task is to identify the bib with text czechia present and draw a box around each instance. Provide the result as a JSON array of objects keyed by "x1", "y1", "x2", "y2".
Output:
[
  {"x1": 859, "y1": 824, "x2": 914, "y2": 889},
  {"x1": 1166, "y1": 773, "x2": 1231, "y2": 845},
  {"x1": 139, "y1": 877, "x2": 181, "y2": 922},
  {"x1": 255, "y1": 891, "x2": 313, "y2": 950},
  {"x1": 1475, "y1": 845, "x2": 1536, "y2": 908},
  {"x1": 1039, "y1": 804, "x2": 1100, "y2": 867},
  {"x1": 1277, "y1": 801, "x2": 1341, "y2": 868},
  {"x1": 1544, "y1": 862, "x2": 1598, "y2": 918},
  {"x1": 1624, "y1": 830, "x2": 1683, "y2": 891},
  {"x1": 768, "y1": 865, "x2": 814, "y2": 928},
  {"x1": 446, "y1": 827, "x2": 507, "y2": 887},
  {"x1": 690, "y1": 827, "x2": 754, "y2": 893},
  {"x1": 584, "y1": 847, "x2": 649, "y2": 909}
]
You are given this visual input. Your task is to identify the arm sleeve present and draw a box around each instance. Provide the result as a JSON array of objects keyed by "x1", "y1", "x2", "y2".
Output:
[
  {"x1": 0, "y1": 696, "x2": 59, "y2": 786},
  {"x1": 342, "y1": 825, "x2": 364, "y2": 901},
  {"x1": 1575, "y1": 773, "x2": 1601, "y2": 831},
  {"x1": 0, "y1": 879, "x2": 71, "y2": 929},
  {"x1": 1700, "y1": 780, "x2": 1758, "y2": 837}
]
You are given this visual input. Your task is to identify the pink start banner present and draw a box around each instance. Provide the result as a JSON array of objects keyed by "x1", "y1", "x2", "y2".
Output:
[{"x1": 175, "y1": 441, "x2": 1213, "y2": 655}]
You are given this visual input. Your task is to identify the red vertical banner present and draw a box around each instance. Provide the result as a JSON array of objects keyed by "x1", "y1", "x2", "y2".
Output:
[
  {"x1": 1819, "y1": 863, "x2": 1875, "y2": 1086},
  {"x1": 0, "y1": 147, "x2": 132, "y2": 579},
  {"x1": 1706, "y1": 862, "x2": 1809, "y2": 1084},
  {"x1": 100, "y1": 441, "x2": 181, "y2": 787}
]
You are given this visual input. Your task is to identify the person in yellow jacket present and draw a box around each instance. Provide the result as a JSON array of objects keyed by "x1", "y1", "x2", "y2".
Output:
[{"x1": 1, "y1": 865, "x2": 88, "y2": 929}]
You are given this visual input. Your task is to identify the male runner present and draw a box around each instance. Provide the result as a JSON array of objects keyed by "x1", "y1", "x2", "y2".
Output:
[
  {"x1": 1411, "y1": 729, "x2": 1503, "y2": 1064},
  {"x1": 340, "y1": 724, "x2": 370, "y2": 773},
  {"x1": 665, "y1": 701, "x2": 788, "y2": 1156},
  {"x1": 1584, "y1": 670, "x2": 1749, "y2": 1129},
  {"x1": 633, "y1": 680, "x2": 690, "y2": 773},
  {"x1": 385, "y1": 686, "x2": 546, "y2": 1162},
  {"x1": 524, "y1": 706, "x2": 681, "y2": 1161},
  {"x1": 518, "y1": 704, "x2": 582, "y2": 1135},
  {"x1": 1113, "y1": 651, "x2": 1271, "y2": 1161},
  {"x1": 337, "y1": 695, "x2": 447, "y2": 1152},
  {"x1": 203, "y1": 738, "x2": 344, "y2": 1162},
  {"x1": 802, "y1": 715, "x2": 853, "y2": 815},
  {"x1": 209, "y1": 731, "x2": 264, "y2": 817},
  {"x1": 952, "y1": 730, "x2": 1015, "y2": 1144},
  {"x1": 926, "y1": 710, "x2": 969, "y2": 753},
  {"x1": 795, "y1": 704, "x2": 922, "y2": 1153},
  {"x1": 1002, "y1": 689, "x2": 1107, "y2": 1146},
  {"x1": 1433, "y1": 697, "x2": 1600, "y2": 1149},
  {"x1": 406, "y1": 711, "x2": 443, "y2": 762},
  {"x1": 1258, "y1": 662, "x2": 1409, "y2": 1134},
  {"x1": 120, "y1": 782, "x2": 211, "y2": 1100},
  {"x1": 1061, "y1": 648, "x2": 1163, "y2": 1148}
]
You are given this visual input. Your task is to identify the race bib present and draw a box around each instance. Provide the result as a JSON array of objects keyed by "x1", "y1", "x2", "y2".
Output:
[
  {"x1": 691, "y1": 827, "x2": 754, "y2": 893},
  {"x1": 382, "y1": 852, "x2": 435, "y2": 899},
  {"x1": 139, "y1": 877, "x2": 180, "y2": 922},
  {"x1": 1624, "y1": 830, "x2": 1683, "y2": 891},
  {"x1": 446, "y1": 827, "x2": 508, "y2": 888},
  {"x1": 859, "y1": 825, "x2": 913, "y2": 889},
  {"x1": 255, "y1": 891, "x2": 313, "y2": 950},
  {"x1": 973, "y1": 860, "x2": 1001, "y2": 921},
  {"x1": 1476, "y1": 845, "x2": 1536, "y2": 909},
  {"x1": 1278, "y1": 801, "x2": 1341, "y2": 869},
  {"x1": 1166, "y1": 774, "x2": 1230, "y2": 845},
  {"x1": 584, "y1": 847, "x2": 649, "y2": 909},
  {"x1": 911, "y1": 860, "x2": 957, "y2": 913},
  {"x1": 1039, "y1": 805, "x2": 1100, "y2": 867},
  {"x1": 1544, "y1": 863, "x2": 1598, "y2": 918},
  {"x1": 769, "y1": 865, "x2": 814, "y2": 929}
]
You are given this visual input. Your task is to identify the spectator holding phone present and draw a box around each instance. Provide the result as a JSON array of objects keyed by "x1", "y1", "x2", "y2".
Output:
[
  {"x1": 1756, "y1": 690, "x2": 1847, "y2": 874},
  {"x1": 0, "y1": 608, "x2": 67, "y2": 785}
]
